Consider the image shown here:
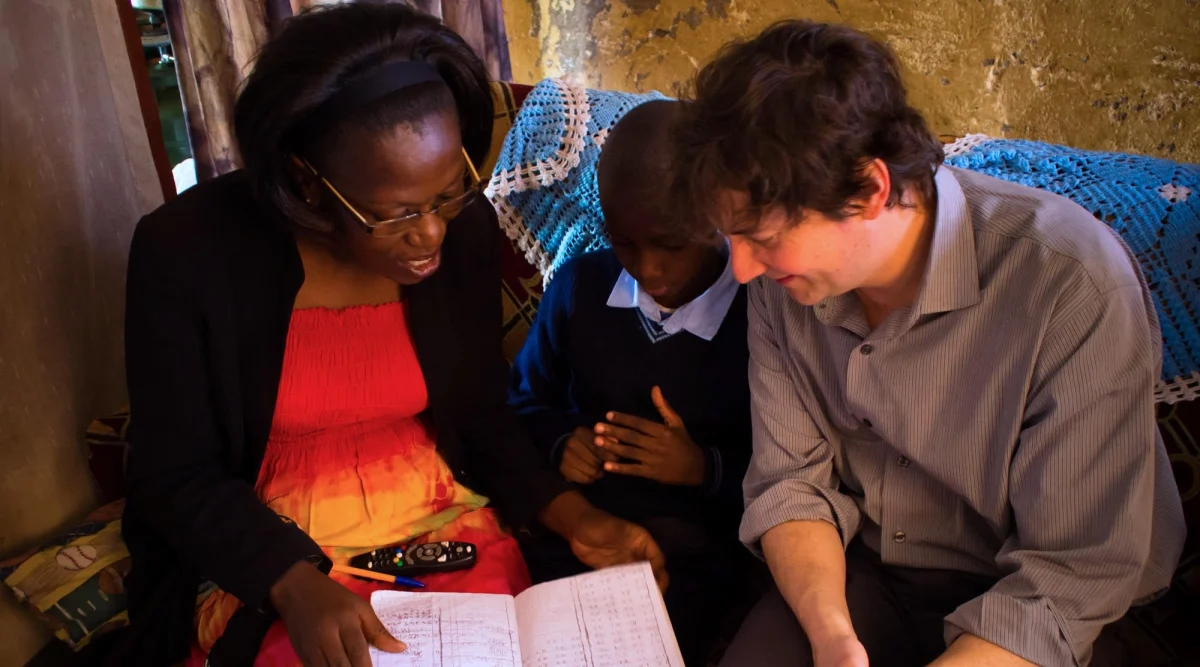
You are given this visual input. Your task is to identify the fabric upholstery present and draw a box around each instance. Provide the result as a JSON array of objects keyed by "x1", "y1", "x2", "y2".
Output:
[{"x1": 0, "y1": 501, "x2": 129, "y2": 651}]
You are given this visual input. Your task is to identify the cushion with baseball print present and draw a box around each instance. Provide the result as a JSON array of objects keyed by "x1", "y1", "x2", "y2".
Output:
[{"x1": 0, "y1": 500, "x2": 130, "y2": 650}]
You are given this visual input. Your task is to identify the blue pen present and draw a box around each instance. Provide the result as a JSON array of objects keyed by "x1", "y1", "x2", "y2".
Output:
[{"x1": 333, "y1": 564, "x2": 426, "y2": 588}]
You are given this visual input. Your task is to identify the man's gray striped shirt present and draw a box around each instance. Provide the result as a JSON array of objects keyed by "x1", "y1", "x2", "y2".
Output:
[{"x1": 741, "y1": 166, "x2": 1185, "y2": 667}]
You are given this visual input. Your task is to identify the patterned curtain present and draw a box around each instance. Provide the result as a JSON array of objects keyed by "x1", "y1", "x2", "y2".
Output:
[{"x1": 164, "y1": 0, "x2": 511, "y2": 182}]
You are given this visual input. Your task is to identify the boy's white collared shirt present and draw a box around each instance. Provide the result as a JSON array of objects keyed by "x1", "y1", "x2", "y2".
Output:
[{"x1": 605, "y1": 240, "x2": 739, "y2": 342}]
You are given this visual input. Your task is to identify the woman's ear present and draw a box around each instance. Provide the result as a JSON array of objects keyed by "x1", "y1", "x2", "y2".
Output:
[{"x1": 288, "y1": 155, "x2": 323, "y2": 208}]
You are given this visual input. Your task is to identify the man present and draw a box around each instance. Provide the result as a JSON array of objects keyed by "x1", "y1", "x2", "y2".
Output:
[{"x1": 668, "y1": 20, "x2": 1186, "y2": 667}]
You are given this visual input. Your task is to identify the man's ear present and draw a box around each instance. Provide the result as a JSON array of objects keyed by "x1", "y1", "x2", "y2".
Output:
[
  {"x1": 288, "y1": 155, "x2": 322, "y2": 207},
  {"x1": 858, "y1": 158, "x2": 892, "y2": 221}
]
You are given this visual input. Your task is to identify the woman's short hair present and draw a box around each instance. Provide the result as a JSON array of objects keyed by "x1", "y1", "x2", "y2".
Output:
[
  {"x1": 670, "y1": 20, "x2": 944, "y2": 236},
  {"x1": 234, "y1": 3, "x2": 494, "y2": 234}
]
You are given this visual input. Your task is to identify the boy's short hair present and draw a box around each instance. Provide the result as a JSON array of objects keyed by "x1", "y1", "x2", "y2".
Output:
[
  {"x1": 598, "y1": 100, "x2": 682, "y2": 227},
  {"x1": 670, "y1": 20, "x2": 944, "y2": 236}
]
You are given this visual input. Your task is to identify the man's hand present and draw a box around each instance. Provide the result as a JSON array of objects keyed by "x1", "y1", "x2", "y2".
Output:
[
  {"x1": 538, "y1": 491, "x2": 668, "y2": 591},
  {"x1": 271, "y1": 561, "x2": 406, "y2": 667},
  {"x1": 595, "y1": 387, "x2": 706, "y2": 486},
  {"x1": 812, "y1": 635, "x2": 869, "y2": 667},
  {"x1": 559, "y1": 426, "x2": 616, "y2": 484},
  {"x1": 762, "y1": 521, "x2": 863, "y2": 667}
]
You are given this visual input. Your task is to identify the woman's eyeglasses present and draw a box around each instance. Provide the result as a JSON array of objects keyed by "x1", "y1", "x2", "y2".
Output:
[{"x1": 298, "y1": 148, "x2": 483, "y2": 237}]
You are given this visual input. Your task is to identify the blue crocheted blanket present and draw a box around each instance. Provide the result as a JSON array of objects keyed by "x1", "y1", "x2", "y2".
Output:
[
  {"x1": 945, "y1": 136, "x2": 1199, "y2": 402},
  {"x1": 487, "y1": 80, "x2": 1200, "y2": 402},
  {"x1": 486, "y1": 79, "x2": 666, "y2": 277}
]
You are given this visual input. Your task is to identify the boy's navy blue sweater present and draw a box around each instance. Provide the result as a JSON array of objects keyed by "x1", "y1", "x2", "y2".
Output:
[{"x1": 508, "y1": 250, "x2": 752, "y2": 536}]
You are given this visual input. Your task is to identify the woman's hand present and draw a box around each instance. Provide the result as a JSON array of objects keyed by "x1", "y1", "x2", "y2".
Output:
[
  {"x1": 270, "y1": 561, "x2": 406, "y2": 667},
  {"x1": 538, "y1": 491, "x2": 668, "y2": 591}
]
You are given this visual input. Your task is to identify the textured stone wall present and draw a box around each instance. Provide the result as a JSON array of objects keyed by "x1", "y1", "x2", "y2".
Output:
[{"x1": 502, "y1": 0, "x2": 1200, "y2": 161}]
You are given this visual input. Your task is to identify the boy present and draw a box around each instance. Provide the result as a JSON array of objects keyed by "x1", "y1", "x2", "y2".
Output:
[{"x1": 509, "y1": 100, "x2": 755, "y2": 666}]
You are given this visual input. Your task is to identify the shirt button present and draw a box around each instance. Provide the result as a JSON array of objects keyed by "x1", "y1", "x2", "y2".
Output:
[
  {"x1": 860, "y1": 344, "x2": 874, "y2": 355},
  {"x1": 898, "y1": 456, "x2": 910, "y2": 467},
  {"x1": 894, "y1": 530, "x2": 906, "y2": 543}
]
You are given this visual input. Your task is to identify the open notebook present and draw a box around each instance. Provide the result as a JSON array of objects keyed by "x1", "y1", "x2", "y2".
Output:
[{"x1": 369, "y1": 561, "x2": 684, "y2": 667}]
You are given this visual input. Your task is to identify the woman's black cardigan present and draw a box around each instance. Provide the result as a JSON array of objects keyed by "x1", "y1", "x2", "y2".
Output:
[{"x1": 120, "y1": 171, "x2": 570, "y2": 664}]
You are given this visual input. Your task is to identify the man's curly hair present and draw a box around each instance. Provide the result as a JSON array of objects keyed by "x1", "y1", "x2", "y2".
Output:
[{"x1": 670, "y1": 20, "x2": 944, "y2": 236}]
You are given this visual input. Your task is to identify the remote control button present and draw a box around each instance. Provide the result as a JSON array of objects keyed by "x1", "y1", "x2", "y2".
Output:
[
  {"x1": 437, "y1": 555, "x2": 447, "y2": 563},
  {"x1": 441, "y1": 541, "x2": 449, "y2": 547},
  {"x1": 466, "y1": 545, "x2": 473, "y2": 552}
]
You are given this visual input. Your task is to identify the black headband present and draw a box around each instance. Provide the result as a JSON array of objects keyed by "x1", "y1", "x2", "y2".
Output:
[{"x1": 296, "y1": 60, "x2": 445, "y2": 144}]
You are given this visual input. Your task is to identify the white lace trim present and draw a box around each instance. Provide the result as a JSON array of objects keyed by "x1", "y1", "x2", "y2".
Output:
[
  {"x1": 1157, "y1": 372, "x2": 1200, "y2": 404},
  {"x1": 943, "y1": 134, "x2": 992, "y2": 158}
]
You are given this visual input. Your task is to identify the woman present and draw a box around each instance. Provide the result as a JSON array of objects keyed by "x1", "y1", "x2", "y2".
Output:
[{"x1": 120, "y1": 5, "x2": 664, "y2": 666}]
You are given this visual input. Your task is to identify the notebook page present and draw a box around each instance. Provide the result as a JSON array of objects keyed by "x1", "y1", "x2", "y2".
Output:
[
  {"x1": 514, "y1": 562, "x2": 684, "y2": 667},
  {"x1": 369, "y1": 590, "x2": 522, "y2": 667}
]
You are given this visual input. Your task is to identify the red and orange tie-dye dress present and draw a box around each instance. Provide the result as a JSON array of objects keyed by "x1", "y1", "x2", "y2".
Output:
[{"x1": 187, "y1": 302, "x2": 530, "y2": 666}]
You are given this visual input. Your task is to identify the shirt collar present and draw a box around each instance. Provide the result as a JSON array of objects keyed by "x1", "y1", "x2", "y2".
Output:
[
  {"x1": 815, "y1": 166, "x2": 980, "y2": 335},
  {"x1": 910, "y1": 166, "x2": 980, "y2": 317},
  {"x1": 606, "y1": 240, "x2": 740, "y2": 342}
]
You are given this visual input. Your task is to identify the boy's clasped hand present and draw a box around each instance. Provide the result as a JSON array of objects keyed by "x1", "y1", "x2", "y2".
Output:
[{"x1": 559, "y1": 386, "x2": 706, "y2": 487}]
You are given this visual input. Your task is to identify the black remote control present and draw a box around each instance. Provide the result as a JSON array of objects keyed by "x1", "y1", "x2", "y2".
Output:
[{"x1": 349, "y1": 541, "x2": 477, "y2": 576}]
